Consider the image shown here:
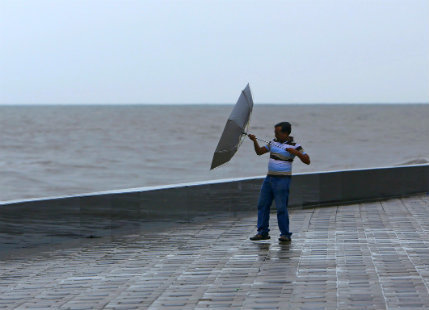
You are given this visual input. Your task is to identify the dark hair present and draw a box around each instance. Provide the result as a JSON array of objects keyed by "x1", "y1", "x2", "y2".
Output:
[
  {"x1": 275, "y1": 121, "x2": 291, "y2": 134},
  {"x1": 274, "y1": 122, "x2": 294, "y2": 142}
]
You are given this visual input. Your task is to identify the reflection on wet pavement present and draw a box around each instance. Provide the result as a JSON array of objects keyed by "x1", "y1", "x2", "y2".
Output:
[{"x1": 1, "y1": 194, "x2": 429, "y2": 309}]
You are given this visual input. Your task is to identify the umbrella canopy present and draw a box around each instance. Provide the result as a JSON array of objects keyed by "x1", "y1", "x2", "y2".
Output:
[{"x1": 210, "y1": 83, "x2": 254, "y2": 170}]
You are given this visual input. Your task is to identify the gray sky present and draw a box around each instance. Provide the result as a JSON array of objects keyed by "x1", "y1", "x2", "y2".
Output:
[{"x1": 1, "y1": 0, "x2": 428, "y2": 104}]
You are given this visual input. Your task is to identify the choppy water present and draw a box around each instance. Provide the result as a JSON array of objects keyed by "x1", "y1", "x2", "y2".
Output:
[{"x1": 1, "y1": 104, "x2": 428, "y2": 202}]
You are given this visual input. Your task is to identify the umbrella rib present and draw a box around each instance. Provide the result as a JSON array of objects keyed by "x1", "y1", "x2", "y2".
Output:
[{"x1": 241, "y1": 89, "x2": 252, "y2": 110}]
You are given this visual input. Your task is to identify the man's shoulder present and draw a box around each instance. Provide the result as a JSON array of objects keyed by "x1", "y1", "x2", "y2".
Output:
[
  {"x1": 286, "y1": 141, "x2": 305, "y2": 154},
  {"x1": 292, "y1": 142, "x2": 305, "y2": 154},
  {"x1": 271, "y1": 138, "x2": 304, "y2": 149},
  {"x1": 289, "y1": 139, "x2": 304, "y2": 147}
]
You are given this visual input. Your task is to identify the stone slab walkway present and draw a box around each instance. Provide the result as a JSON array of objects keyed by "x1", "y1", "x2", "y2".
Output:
[{"x1": 1, "y1": 193, "x2": 429, "y2": 309}]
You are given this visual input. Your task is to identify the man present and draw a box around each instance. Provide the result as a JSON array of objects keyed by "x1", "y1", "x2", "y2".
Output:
[{"x1": 248, "y1": 122, "x2": 310, "y2": 242}]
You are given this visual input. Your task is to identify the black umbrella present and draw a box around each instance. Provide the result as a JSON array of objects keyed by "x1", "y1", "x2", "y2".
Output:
[{"x1": 210, "y1": 83, "x2": 255, "y2": 170}]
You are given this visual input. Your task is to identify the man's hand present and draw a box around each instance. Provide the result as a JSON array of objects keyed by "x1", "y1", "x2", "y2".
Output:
[{"x1": 248, "y1": 134, "x2": 257, "y2": 141}]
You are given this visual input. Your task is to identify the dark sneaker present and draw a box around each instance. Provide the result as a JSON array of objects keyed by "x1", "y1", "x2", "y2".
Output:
[
  {"x1": 278, "y1": 235, "x2": 292, "y2": 242},
  {"x1": 249, "y1": 233, "x2": 270, "y2": 241}
]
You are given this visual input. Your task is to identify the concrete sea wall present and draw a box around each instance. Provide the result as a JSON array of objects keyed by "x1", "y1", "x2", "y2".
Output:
[{"x1": 1, "y1": 164, "x2": 428, "y2": 253}]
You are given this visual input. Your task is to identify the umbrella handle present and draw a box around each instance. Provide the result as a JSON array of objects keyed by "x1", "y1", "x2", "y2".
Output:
[{"x1": 242, "y1": 132, "x2": 270, "y2": 144}]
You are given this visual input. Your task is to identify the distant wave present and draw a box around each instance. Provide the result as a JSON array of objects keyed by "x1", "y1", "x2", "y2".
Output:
[{"x1": 395, "y1": 158, "x2": 429, "y2": 166}]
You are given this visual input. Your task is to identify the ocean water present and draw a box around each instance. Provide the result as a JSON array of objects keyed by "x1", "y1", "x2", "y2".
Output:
[{"x1": 0, "y1": 104, "x2": 428, "y2": 202}]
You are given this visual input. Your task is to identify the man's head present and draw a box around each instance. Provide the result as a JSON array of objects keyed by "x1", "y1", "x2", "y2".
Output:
[{"x1": 274, "y1": 122, "x2": 291, "y2": 141}]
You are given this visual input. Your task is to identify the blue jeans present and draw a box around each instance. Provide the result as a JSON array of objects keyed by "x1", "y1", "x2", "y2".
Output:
[{"x1": 256, "y1": 175, "x2": 293, "y2": 237}]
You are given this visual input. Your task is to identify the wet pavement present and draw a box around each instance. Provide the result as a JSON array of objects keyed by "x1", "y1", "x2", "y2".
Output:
[{"x1": 1, "y1": 193, "x2": 429, "y2": 309}]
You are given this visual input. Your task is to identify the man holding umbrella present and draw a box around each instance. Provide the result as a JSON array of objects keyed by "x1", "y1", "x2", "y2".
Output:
[
  {"x1": 248, "y1": 121, "x2": 310, "y2": 242},
  {"x1": 209, "y1": 85, "x2": 310, "y2": 242}
]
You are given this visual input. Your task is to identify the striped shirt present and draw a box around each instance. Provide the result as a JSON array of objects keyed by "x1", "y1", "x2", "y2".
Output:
[{"x1": 264, "y1": 139, "x2": 306, "y2": 176}]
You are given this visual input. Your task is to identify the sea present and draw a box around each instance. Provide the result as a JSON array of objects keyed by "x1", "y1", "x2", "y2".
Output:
[{"x1": 1, "y1": 103, "x2": 428, "y2": 202}]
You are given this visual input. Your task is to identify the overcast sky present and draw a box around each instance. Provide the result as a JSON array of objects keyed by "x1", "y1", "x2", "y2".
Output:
[{"x1": 1, "y1": 0, "x2": 428, "y2": 104}]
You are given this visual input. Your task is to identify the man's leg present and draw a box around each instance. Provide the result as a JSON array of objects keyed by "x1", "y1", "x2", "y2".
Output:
[
  {"x1": 256, "y1": 176, "x2": 274, "y2": 235},
  {"x1": 272, "y1": 176, "x2": 293, "y2": 237}
]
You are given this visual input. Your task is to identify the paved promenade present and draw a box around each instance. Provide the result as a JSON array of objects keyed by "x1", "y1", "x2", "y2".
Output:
[{"x1": 1, "y1": 193, "x2": 429, "y2": 309}]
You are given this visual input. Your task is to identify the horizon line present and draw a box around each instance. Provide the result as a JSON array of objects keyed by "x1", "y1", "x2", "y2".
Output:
[{"x1": 0, "y1": 102, "x2": 428, "y2": 106}]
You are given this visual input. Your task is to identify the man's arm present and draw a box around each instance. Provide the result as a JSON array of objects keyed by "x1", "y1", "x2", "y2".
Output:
[{"x1": 248, "y1": 134, "x2": 269, "y2": 155}]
